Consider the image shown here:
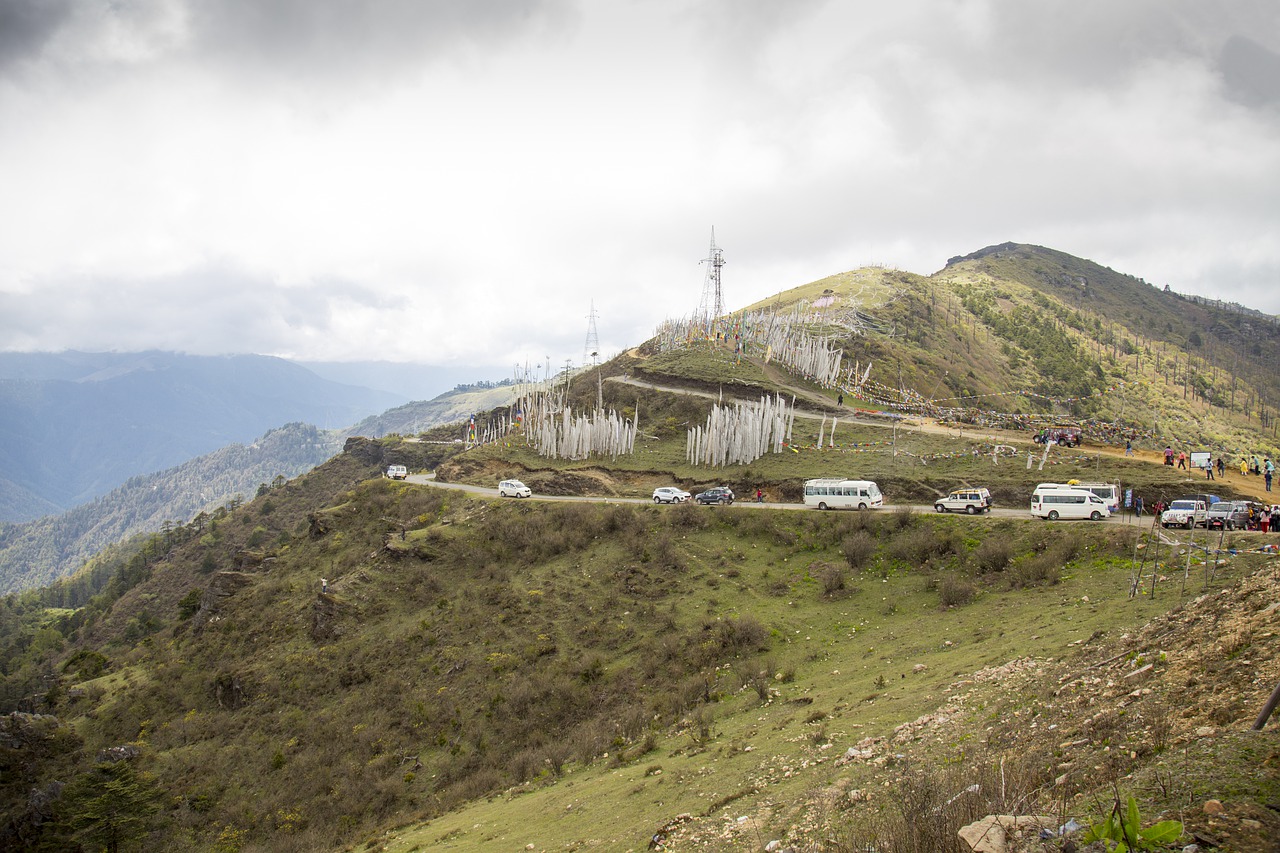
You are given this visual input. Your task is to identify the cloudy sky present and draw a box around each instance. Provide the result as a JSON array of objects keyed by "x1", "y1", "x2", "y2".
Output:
[{"x1": 1, "y1": 1, "x2": 1277, "y2": 373}]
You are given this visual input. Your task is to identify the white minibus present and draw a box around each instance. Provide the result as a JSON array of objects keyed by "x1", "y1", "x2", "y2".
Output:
[
  {"x1": 1035, "y1": 482, "x2": 1120, "y2": 512},
  {"x1": 803, "y1": 479, "x2": 884, "y2": 511},
  {"x1": 1030, "y1": 485, "x2": 1111, "y2": 521}
]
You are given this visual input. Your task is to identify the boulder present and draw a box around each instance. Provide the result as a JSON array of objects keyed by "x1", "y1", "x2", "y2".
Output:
[{"x1": 958, "y1": 815, "x2": 1059, "y2": 853}]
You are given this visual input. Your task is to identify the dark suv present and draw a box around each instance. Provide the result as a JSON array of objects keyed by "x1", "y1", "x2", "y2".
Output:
[
  {"x1": 1207, "y1": 500, "x2": 1251, "y2": 531},
  {"x1": 695, "y1": 486, "x2": 735, "y2": 505}
]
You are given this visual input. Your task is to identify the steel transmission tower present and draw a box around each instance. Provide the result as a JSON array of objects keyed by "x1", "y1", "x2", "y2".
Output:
[
  {"x1": 583, "y1": 301, "x2": 600, "y2": 365},
  {"x1": 697, "y1": 228, "x2": 726, "y2": 323}
]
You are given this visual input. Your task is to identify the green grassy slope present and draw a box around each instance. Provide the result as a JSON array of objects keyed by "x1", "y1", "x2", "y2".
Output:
[{"x1": 2, "y1": 434, "x2": 1276, "y2": 851}]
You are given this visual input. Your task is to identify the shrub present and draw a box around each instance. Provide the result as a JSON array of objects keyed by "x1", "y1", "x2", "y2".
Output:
[
  {"x1": 973, "y1": 538, "x2": 1012, "y2": 574},
  {"x1": 816, "y1": 562, "x2": 847, "y2": 597},
  {"x1": 840, "y1": 531, "x2": 876, "y2": 570},
  {"x1": 887, "y1": 527, "x2": 928, "y2": 564},
  {"x1": 938, "y1": 575, "x2": 976, "y2": 607}
]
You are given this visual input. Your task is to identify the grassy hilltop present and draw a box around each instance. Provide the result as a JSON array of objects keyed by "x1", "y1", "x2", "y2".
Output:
[{"x1": 2, "y1": 243, "x2": 1279, "y2": 852}]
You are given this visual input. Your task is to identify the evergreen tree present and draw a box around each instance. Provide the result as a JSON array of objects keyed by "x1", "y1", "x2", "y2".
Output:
[{"x1": 56, "y1": 760, "x2": 165, "y2": 853}]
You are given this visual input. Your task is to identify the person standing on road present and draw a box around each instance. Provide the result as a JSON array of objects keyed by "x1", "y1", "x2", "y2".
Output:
[
  {"x1": 1205, "y1": 458, "x2": 1215, "y2": 480},
  {"x1": 1217, "y1": 457, "x2": 1225, "y2": 477},
  {"x1": 1134, "y1": 496, "x2": 1144, "y2": 518},
  {"x1": 1125, "y1": 439, "x2": 1134, "y2": 456},
  {"x1": 1177, "y1": 451, "x2": 1187, "y2": 469}
]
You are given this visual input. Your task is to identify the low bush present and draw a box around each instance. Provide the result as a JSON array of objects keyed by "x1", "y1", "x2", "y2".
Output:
[
  {"x1": 973, "y1": 538, "x2": 1013, "y2": 574},
  {"x1": 938, "y1": 575, "x2": 976, "y2": 607},
  {"x1": 840, "y1": 531, "x2": 876, "y2": 570},
  {"x1": 815, "y1": 562, "x2": 847, "y2": 597}
]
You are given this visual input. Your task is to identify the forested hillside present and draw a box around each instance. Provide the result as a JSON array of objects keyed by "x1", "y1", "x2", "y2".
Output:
[{"x1": 0, "y1": 424, "x2": 339, "y2": 593}]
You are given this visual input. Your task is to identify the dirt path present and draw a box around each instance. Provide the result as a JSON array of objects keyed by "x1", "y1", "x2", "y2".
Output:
[{"x1": 611, "y1": 367, "x2": 1280, "y2": 505}]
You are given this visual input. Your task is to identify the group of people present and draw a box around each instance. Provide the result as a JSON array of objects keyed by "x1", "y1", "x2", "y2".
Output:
[{"x1": 1157, "y1": 446, "x2": 1275, "y2": 491}]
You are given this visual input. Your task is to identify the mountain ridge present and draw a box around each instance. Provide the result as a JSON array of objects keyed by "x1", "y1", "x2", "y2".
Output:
[{"x1": 0, "y1": 351, "x2": 407, "y2": 522}]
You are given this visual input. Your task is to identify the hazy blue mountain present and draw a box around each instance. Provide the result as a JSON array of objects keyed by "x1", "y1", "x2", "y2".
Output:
[{"x1": 0, "y1": 351, "x2": 405, "y2": 521}]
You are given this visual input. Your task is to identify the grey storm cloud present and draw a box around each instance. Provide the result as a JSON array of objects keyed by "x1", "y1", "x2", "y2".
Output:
[
  {"x1": 0, "y1": 0, "x2": 574, "y2": 86},
  {"x1": 1220, "y1": 35, "x2": 1280, "y2": 108},
  {"x1": 0, "y1": 0, "x2": 74, "y2": 71}
]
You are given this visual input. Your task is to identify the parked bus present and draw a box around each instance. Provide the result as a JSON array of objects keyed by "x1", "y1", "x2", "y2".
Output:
[
  {"x1": 803, "y1": 479, "x2": 884, "y2": 511},
  {"x1": 1037, "y1": 481, "x2": 1120, "y2": 513},
  {"x1": 1030, "y1": 485, "x2": 1111, "y2": 521}
]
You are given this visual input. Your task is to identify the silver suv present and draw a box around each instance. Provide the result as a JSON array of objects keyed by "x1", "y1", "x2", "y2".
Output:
[{"x1": 1206, "y1": 501, "x2": 1250, "y2": 531}]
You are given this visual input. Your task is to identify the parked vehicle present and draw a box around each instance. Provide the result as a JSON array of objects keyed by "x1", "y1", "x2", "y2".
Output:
[
  {"x1": 1161, "y1": 499, "x2": 1207, "y2": 529},
  {"x1": 803, "y1": 479, "x2": 884, "y2": 511},
  {"x1": 1206, "y1": 501, "x2": 1250, "y2": 531},
  {"x1": 1033, "y1": 426, "x2": 1083, "y2": 447},
  {"x1": 1035, "y1": 481, "x2": 1119, "y2": 513},
  {"x1": 653, "y1": 486, "x2": 691, "y2": 504},
  {"x1": 1030, "y1": 485, "x2": 1111, "y2": 520},
  {"x1": 497, "y1": 479, "x2": 532, "y2": 498},
  {"x1": 1070, "y1": 482, "x2": 1120, "y2": 513},
  {"x1": 386, "y1": 465, "x2": 408, "y2": 480},
  {"x1": 694, "y1": 486, "x2": 735, "y2": 505},
  {"x1": 935, "y1": 488, "x2": 992, "y2": 514}
]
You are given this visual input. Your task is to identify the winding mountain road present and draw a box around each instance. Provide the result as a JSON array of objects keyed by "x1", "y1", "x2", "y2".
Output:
[{"x1": 403, "y1": 472, "x2": 1147, "y2": 526}]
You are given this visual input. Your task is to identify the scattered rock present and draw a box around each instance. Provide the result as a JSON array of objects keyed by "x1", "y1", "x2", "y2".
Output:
[
  {"x1": 97, "y1": 743, "x2": 141, "y2": 762},
  {"x1": 958, "y1": 815, "x2": 1058, "y2": 853}
]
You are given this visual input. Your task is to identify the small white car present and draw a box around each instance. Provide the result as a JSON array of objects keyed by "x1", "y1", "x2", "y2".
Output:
[
  {"x1": 386, "y1": 465, "x2": 408, "y2": 480},
  {"x1": 498, "y1": 479, "x2": 532, "y2": 498},
  {"x1": 653, "y1": 487, "x2": 691, "y2": 504}
]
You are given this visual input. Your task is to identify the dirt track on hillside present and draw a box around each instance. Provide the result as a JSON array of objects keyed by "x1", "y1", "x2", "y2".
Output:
[{"x1": 609, "y1": 364, "x2": 1280, "y2": 505}]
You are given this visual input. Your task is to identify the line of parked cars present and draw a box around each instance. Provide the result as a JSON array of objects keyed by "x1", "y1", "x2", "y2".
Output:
[{"x1": 1165, "y1": 497, "x2": 1276, "y2": 531}]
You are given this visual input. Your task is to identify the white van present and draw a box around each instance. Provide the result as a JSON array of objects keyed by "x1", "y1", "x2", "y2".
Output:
[
  {"x1": 1030, "y1": 485, "x2": 1111, "y2": 521},
  {"x1": 386, "y1": 465, "x2": 408, "y2": 480},
  {"x1": 498, "y1": 479, "x2": 532, "y2": 498},
  {"x1": 803, "y1": 479, "x2": 884, "y2": 510},
  {"x1": 1046, "y1": 481, "x2": 1120, "y2": 513}
]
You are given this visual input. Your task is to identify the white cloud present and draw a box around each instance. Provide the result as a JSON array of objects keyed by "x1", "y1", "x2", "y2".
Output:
[{"x1": 0, "y1": 1, "x2": 1277, "y2": 371}]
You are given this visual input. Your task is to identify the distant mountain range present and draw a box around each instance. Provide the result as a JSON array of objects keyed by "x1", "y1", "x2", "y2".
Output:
[
  {"x1": 0, "y1": 422, "x2": 340, "y2": 594},
  {"x1": 0, "y1": 371, "x2": 510, "y2": 592},
  {"x1": 0, "y1": 351, "x2": 407, "y2": 523}
]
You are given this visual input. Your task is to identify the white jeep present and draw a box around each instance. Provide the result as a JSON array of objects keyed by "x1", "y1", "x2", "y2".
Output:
[{"x1": 1161, "y1": 499, "x2": 1207, "y2": 529}]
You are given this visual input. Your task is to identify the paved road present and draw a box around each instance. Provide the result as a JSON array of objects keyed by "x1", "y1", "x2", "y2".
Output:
[{"x1": 403, "y1": 473, "x2": 1145, "y2": 525}]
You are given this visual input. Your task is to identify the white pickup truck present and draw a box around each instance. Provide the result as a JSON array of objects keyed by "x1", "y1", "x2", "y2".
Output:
[{"x1": 1161, "y1": 499, "x2": 1207, "y2": 529}]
